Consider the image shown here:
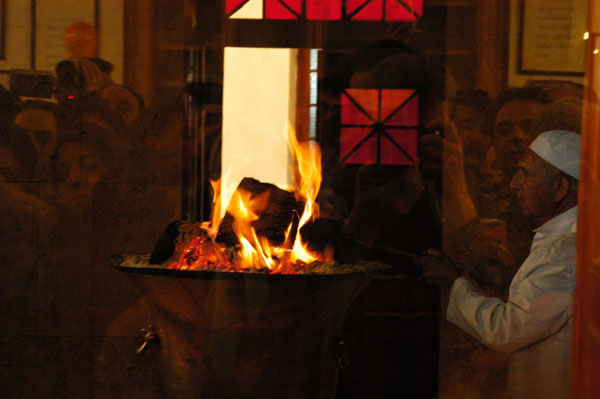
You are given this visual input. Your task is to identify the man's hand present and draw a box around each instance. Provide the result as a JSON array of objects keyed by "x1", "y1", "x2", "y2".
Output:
[
  {"x1": 419, "y1": 115, "x2": 478, "y2": 232},
  {"x1": 415, "y1": 248, "x2": 461, "y2": 286},
  {"x1": 419, "y1": 118, "x2": 468, "y2": 189}
]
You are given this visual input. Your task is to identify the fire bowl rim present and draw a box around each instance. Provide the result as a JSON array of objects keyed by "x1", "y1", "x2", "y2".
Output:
[{"x1": 109, "y1": 254, "x2": 385, "y2": 281}]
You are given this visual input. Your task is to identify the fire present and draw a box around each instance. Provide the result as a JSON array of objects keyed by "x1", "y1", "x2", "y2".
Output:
[
  {"x1": 201, "y1": 178, "x2": 225, "y2": 240},
  {"x1": 228, "y1": 188, "x2": 278, "y2": 270},
  {"x1": 288, "y1": 132, "x2": 321, "y2": 265},
  {"x1": 168, "y1": 127, "x2": 326, "y2": 273}
]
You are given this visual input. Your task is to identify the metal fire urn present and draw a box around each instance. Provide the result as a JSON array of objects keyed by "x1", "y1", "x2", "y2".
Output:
[{"x1": 115, "y1": 261, "x2": 370, "y2": 398}]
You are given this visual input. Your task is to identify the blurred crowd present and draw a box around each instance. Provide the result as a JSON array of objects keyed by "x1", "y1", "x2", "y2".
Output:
[
  {"x1": 0, "y1": 57, "x2": 186, "y2": 397},
  {"x1": 0, "y1": 58, "x2": 184, "y2": 222}
]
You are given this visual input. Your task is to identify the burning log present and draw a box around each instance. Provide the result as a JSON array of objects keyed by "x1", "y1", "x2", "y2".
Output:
[
  {"x1": 216, "y1": 177, "x2": 305, "y2": 246},
  {"x1": 150, "y1": 176, "x2": 321, "y2": 273}
]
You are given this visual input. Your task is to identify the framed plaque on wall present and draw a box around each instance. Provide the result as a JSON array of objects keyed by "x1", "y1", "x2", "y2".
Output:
[{"x1": 518, "y1": 0, "x2": 587, "y2": 76}]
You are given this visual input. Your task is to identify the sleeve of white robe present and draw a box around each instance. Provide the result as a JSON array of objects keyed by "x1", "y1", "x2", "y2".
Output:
[{"x1": 446, "y1": 240, "x2": 574, "y2": 353}]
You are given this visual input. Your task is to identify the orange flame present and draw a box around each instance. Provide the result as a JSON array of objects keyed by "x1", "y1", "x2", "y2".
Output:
[
  {"x1": 288, "y1": 130, "x2": 321, "y2": 265},
  {"x1": 228, "y1": 188, "x2": 279, "y2": 270},
  {"x1": 200, "y1": 178, "x2": 225, "y2": 241},
  {"x1": 170, "y1": 127, "x2": 325, "y2": 273}
]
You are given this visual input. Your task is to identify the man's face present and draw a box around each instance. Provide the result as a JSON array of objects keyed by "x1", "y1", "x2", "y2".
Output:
[
  {"x1": 510, "y1": 150, "x2": 556, "y2": 224},
  {"x1": 452, "y1": 104, "x2": 488, "y2": 157},
  {"x1": 54, "y1": 142, "x2": 105, "y2": 208},
  {"x1": 14, "y1": 109, "x2": 59, "y2": 164},
  {"x1": 493, "y1": 99, "x2": 543, "y2": 181},
  {"x1": 100, "y1": 85, "x2": 140, "y2": 126}
]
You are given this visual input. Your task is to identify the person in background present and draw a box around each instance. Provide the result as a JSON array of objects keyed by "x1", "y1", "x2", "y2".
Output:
[
  {"x1": 532, "y1": 97, "x2": 583, "y2": 135},
  {"x1": 54, "y1": 56, "x2": 149, "y2": 158},
  {"x1": 486, "y1": 88, "x2": 551, "y2": 199},
  {"x1": 0, "y1": 124, "x2": 56, "y2": 345},
  {"x1": 526, "y1": 80, "x2": 585, "y2": 103},
  {"x1": 0, "y1": 125, "x2": 38, "y2": 183},
  {"x1": 0, "y1": 124, "x2": 54, "y2": 218},
  {"x1": 52, "y1": 121, "x2": 113, "y2": 211},
  {"x1": 13, "y1": 100, "x2": 66, "y2": 181},
  {"x1": 88, "y1": 86, "x2": 151, "y2": 182},
  {"x1": 435, "y1": 89, "x2": 581, "y2": 296},
  {"x1": 34, "y1": 119, "x2": 115, "y2": 345},
  {"x1": 336, "y1": 45, "x2": 445, "y2": 399},
  {"x1": 54, "y1": 57, "x2": 113, "y2": 106},
  {"x1": 66, "y1": 95, "x2": 153, "y2": 184},
  {"x1": 98, "y1": 84, "x2": 146, "y2": 129},
  {"x1": 418, "y1": 130, "x2": 580, "y2": 399},
  {"x1": 96, "y1": 84, "x2": 151, "y2": 171},
  {"x1": 450, "y1": 88, "x2": 493, "y2": 158},
  {"x1": 342, "y1": 49, "x2": 446, "y2": 253},
  {"x1": 418, "y1": 88, "x2": 575, "y2": 399},
  {"x1": 449, "y1": 89, "x2": 493, "y2": 204},
  {"x1": 425, "y1": 87, "x2": 551, "y2": 293}
]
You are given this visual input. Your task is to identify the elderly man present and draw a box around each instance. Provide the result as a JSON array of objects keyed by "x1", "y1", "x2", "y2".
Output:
[{"x1": 418, "y1": 129, "x2": 580, "y2": 399}]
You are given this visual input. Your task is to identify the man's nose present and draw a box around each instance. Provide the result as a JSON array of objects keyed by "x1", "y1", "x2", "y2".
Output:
[
  {"x1": 513, "y1": 123, "x2": 531, "y2": 143},
  {"x1": 510, "y1": 171, "x2": 521, "y2": 189}
]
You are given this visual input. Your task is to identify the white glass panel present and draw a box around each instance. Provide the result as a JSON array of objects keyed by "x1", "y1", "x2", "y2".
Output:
[
  {"x1": 222, "y1": 46, "x2": 297, "y2": 216},
  {"x1": 230, "y1": 0, "x2": 263, "y2": 19}
]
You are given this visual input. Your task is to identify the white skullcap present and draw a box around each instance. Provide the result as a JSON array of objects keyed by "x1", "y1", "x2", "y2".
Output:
[{"x1": 529, "y1": 130, "x2": 581, "y2": 179}]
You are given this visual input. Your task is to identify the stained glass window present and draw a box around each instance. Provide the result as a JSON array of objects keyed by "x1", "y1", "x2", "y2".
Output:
[
  {"x1": 226, "y1": 0, "x2": 423, "y2": 21},
  {"x1": 340, "y1": 88, "x2": 418, "y2": 165}
]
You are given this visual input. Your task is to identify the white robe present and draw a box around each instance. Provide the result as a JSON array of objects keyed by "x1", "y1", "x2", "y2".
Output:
[{"x1": 447, "y1": 206, "x2": 577, "y2": 399}]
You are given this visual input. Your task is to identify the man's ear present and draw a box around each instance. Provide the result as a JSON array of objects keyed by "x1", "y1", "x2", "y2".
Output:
[{"x1": 553, "y1": 174, "x2": 571, "y2": 202}]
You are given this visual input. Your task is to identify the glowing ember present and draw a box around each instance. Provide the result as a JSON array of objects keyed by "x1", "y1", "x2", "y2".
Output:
[{"x1": 167, "y1": 128, "x2": 328, "y2": 274}]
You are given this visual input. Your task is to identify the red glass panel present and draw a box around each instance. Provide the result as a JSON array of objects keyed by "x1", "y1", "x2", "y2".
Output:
[
  {"x1": 226, "y1": 0, "x2": 249, "y2": 15},
  {"x1": 228, "y1": 0, "x2": 421, "y2": 21},
  {"x1": 265, "y1": 0, "x2": 302, "y2": 19},
  {"x1": 380, "y1": 128, "x2": 417, "y2": 165},
  {"x1": 381, "y1": 89, "x2": 418, "y2": 125},
  {"x1": 340, "y1": 89, "x2": 418, "y2": 165},
  {"x1": 385, "y1": 0, "x2": 423, "y2": 21},
  {"x1": 340, "y1": 127, "x2": 417, "y2": 165},
  {"x1": 346, "y1": 0, "x2": 383, "y2": 20},
  {"x1": 341, "y1": 89, "x2": 379, "y2": 125},
  {"x1": 340, "y1": 127, "x2": 377, "y2": 164},
  {"x1": 306, "y1": 0, "x2": 342, "y2": 20}
]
